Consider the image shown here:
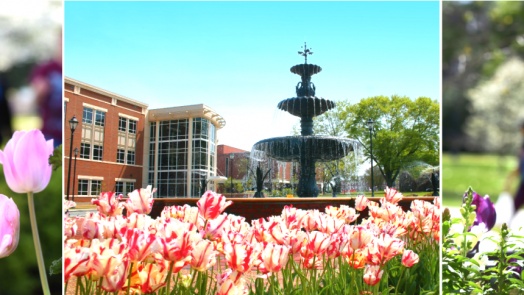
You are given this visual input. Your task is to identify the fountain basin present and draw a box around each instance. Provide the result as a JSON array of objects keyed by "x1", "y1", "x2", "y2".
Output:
[
  {"x1": 290, "y1": 64, "x2": 322, "y2": 76},
  {"x1": 277, "y1": 97, "x2": 335, "y2": 117},
  {"x1": 252, "y1": 136, "x2": 357, "y2": 162}
]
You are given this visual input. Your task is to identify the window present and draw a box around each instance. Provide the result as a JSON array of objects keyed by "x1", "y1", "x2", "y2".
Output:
[
  {"x1": 91, "y1": 180, "x2": 102, "y2": 196},
  {"x1": 81, "y1": 107, "x2": 105, "y2": 160},
  {"x1": 126, "y1": 182, "x2": 134, "y2": 194},
  {"x1": 127, "y1": 151, "x2": 135, "y2": 165},
  {"x1": 77, "y1": 179, "x2": 102, "y2": 196},
  {"x1": 118, "y1": 116, "x2": 138, "y2": 165},
  {"x1": 93, "y1": 145, "x2": 103, "y2": 161},
  {"x1": 129, "y1": 120, "x2": 137, "y2": 134},
  {"x1": 115, "y1": 181, "x2": 135, "y2": 196},
  {"x1": 115, "y1": 182, "x2": 124, "y2": 195},
  {"x1": 80, "y1": 143, "x2": 91, "y2": 159},
  {"x1": 119, "y1": 117, "x2": 127, "y2": 132},
  {"x1": 117, "y1": 149, "x2": 125, "y2": 163},
  {"x1": 78, "y1": 180, "x2": 89, "y2": 195},
  {"x1": 83, "y1": 107, "x2": 93, "y2": 124}
]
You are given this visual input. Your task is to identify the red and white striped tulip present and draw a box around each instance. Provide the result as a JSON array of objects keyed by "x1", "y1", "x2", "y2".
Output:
[
  {"x1": 124, "y1": 185, "x2": 156, "y2": 216},
  {"x1": 258, "y1": 242, "x2": 291, "y2": 274},
  {"x1": 363, "y1": 265, "x2": 384, "y2": 286},
  {"x1": 123, "y1": 228, "x2": 161, "y2": 262},
  {"x1": 137, "y1": 263, "x2": 167, "y2": 294},
  {"x1": 402, "y1": 249, "x2": 419, "y2": 267},
  {"x1": 301, "y1": 231, "x2": 332, "y2": 259},
  {"x1": 191, "y1": 239, "x2": 217, "y2": 271},
  {"x1": 355, "y1": 195, "x2": 370, "y2": 211},
  {"x1": 197, "y1": 190, "x2": 232, "y2": 220},
  {"x1": 91, "y1": 192, "x2": 124, "y2": 217},
  {"x1": 349, "y1": 226, "x2": 374, "y2": 251},
  {"x1": 100, "y1": 257, "x2": 130, "y2": 292},
  {"x1": 224, "y1": 241, "x2": 261, "y2": 273},
  {"x1": 64, "y1": 244, "x2": 91, "y2": 282},
  {"x1": 384, "y1": 187, "x2": 403, "y2": 204}
]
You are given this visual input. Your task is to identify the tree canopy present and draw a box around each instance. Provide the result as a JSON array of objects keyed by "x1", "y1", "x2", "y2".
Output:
[{"x1": 343, "y1": 95, "x2": 439, "y2": 187}]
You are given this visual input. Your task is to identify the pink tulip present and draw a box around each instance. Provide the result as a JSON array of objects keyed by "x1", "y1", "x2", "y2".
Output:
[
  {"x1": 124, "y1": 185, "x2": 156, "y2": 216},
  {"x1": 191, "y1": 239, "x2": 217, "y2": 271},
  {"x1": 197, "y1": 190, "x2": 232, "y2": 220},
  {"x1": 363, "y1": 265, "x2": 383, "y2": 286},
  {"x1": 0, "y1": 130, "x2": 54, "y2": 193},
  {"x1": 91, "y1": 192, "x2": 124, "y2": 216},
  {"x1": 355, "y1": 195, "x2": 370, "y2": 211},
  {"x1": 401, "y1": 249, "x2": 419, "y2": 267},
  {"x1": 0, "y1": 194, "x2": 19, "y2": 258}
]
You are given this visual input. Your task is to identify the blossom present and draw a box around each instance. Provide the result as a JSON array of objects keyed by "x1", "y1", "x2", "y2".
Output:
[
  {"x1": 64, "y1": 244, "x2": 91, "y2": 282},
  {"x1": 124, "y1": 185, "x2": 156, "y2": 216},
  {"x1": 258, "y1": 242, "x2": 291, "y2": 274},
  {"x1": 123, "y1": 228, "x2": 161, "y2": 262},
  {"x1": 191, "y1": 239, "x2": 217, "y2": 271},
  {"x1": 301, "y1": 231, "x2": 332, "y2": 259},
  {"x1": 101, "y1": 258, "x2": 129, "y2": 292},
  {"x1": 349, "y1": 226, "x2": 373, "y2": 251},
  {"x1": 401, "y1": 250, "x2": 419, "y2": 267},
  {"x1": 197, "y1": 190, "x2": 232, "y2": 220},
  {"x1": 89, "y1": 239, "x2": 127, "y2": 278},
  {"x1": 0, "y1": 130, "x2": 53, "y2": 193},
  {"x1": 384, "y1": 187, "x2": 403, "y2": 204},
  {"x1": 157, "y1": 219, "x2": 197, "y2": 265},
  {"x1": 91, "y1": 192, "x2": 124, "y2": 216},
  {"x1": 355, "y1": 195, "x2": 370, "y2": 211},
  {"x1": 224, "y1": 241, "x2": 261, "y2": 273},
  {"x1": 137, "y1": 263, "x2": 167, "y2": 294},
  {"x1": 0, "y1": 195, "x2": 19, "y2": 258},
  {"x1": 363, "y1": 265, "x2": 383, "y2": 286},
  {"x1": 463, "y1": 190, "x2": 496, "y2": 231}
]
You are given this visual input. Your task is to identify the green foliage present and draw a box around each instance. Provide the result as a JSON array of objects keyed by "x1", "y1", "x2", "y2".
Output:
[
  {"x1": 49, "y1": 258, "x2": 62, "y2": 276},
  {"x1": 49, "y1": 144, "x2": 62, "y2": 171},
  {"x1": 343, "y1": 95, "x2": 439, "y2": 187},
  {"x1": 0, "y1": 167, "x2": 63, "y2": 295}
]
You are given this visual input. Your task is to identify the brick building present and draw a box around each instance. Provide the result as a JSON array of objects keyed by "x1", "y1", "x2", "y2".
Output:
[{"x1": 64, "y1": 77, "x2": 225, "y2": 202}]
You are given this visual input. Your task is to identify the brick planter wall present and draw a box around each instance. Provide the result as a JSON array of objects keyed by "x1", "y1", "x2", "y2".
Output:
[{"x1": 149, "y1": 197, "x2": 435, "y2": 223}]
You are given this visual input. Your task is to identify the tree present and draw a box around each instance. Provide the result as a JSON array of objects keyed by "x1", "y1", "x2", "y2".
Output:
[{"x1": 344, "y1": 95, "x2": 439, "y2": 187}]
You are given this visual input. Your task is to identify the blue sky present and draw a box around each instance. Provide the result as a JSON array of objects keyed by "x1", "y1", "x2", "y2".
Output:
[{"x1": 65, "y1": 1, "x2": 439, "y2": 151}]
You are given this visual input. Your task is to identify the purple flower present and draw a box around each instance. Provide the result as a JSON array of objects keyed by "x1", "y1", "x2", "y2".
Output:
[
  {"x1": 508, "y1": 258, "x2": 523, "y2": 279},
  {"x1": 463, "y1": 190, "x2": 496, "y2": 231},
  {"x1": 0, "y1": 130, "x2": 53, "y2": 193}
]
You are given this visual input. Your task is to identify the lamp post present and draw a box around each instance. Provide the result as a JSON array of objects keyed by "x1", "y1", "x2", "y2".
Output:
[
  {"x1": 367, "y1": 118, "x2": 374, "y2": 197},
  {"x1": 66, "y1": 116, "x2": 79, "y2": 201},
  {"x1": 72, "y1": 148, "x2": 79, "y2": 202},
  {"x1": 230, "y1": 154, "x2": 235, "y2": 198}
]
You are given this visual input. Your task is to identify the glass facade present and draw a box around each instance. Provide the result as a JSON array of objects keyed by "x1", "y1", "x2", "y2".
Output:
[{"x1": 148, "y1": 117, "x2": 217, "y2": 198}]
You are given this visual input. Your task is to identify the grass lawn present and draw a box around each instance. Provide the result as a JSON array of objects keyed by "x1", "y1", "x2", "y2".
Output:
[{"x1": 442, "y1": 152, "x2": 519, "y2": 207}]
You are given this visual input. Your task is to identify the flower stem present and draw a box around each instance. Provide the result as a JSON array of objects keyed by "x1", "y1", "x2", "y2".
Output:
[
  {"x1": 164, "y1": 261, "x2": 175, "y2": 295},
  {"x1": 127, "y1": 262, "x2": 134, "y2": 295},
  {"x1": 394, "y1": 266, "x2": 406, "y2": 295},
  {"x1": 27, "y1": 192, "x2": 51, "y2": 295}
]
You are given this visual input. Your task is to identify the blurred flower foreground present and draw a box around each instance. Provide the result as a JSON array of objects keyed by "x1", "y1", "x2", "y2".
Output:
[{"x1": 65, "y1": 187, "x2": 440, "y2": 295}]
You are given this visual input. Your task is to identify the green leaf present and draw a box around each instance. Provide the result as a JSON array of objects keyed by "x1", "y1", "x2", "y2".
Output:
[
  {"x1": 49, "y1": 257, "x2": 61, "y2": 275},
  {"x1": 49, "y1": 145, "x2": 62, "y2": 171}
]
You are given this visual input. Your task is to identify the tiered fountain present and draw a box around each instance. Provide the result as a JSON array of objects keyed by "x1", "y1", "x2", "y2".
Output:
[{"x1": 252, "y1": 43, "x2": 358, "y2": 197}]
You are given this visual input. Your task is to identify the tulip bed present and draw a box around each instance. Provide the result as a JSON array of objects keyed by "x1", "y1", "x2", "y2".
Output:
[
  {"x1": 65, "y1": 187, "x2": 440, "y2": 295},
  {"x1": 442, "y1": 187, "x2": 524, "y2": 294}
]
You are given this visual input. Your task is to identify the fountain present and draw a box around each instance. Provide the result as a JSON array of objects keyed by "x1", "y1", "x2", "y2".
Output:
[{"x1": 252, "y1": 43, "x2": 358, "y2": 198}]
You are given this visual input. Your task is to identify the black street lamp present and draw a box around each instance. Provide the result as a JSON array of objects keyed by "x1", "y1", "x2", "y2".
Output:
[
  {"x1": 72, "y1": 148, "x2": 79, "y2": 202},
  {"x1": 230, "y1": 154, "x2": 235, "y2": 198},
  {"x1": 367, "y1": 118, "x2": 374, "y2": 197},
  {"x1": 66, "y1": 116, "x2": 78, "y2": 201}
]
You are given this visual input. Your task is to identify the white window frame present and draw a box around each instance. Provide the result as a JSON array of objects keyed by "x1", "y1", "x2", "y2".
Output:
[
  {"x1": 82, "y1": 106, "x2": 106, "y2": 161},
  {"x1": 117, "y1": 116, "x2": 138, "y2": 165}
]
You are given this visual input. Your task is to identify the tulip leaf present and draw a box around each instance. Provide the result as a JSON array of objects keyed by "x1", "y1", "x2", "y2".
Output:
[
  {"x1": 49, "y1": 257, "x2": 61, "y2": 275},
  {"x1": 49, "y1": 145, "x2": 62, "y2": 171}
]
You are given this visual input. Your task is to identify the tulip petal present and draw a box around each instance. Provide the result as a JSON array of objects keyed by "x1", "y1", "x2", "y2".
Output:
[
  {"x1": 0, "y1": 234, "x2": 13, "y2": 258},
  {"x1": 0, "y1": 150, "x2": 23, "y2": 193},
  {"x1": 13, "y1": 130, "x2": 52, "y2": 193}
]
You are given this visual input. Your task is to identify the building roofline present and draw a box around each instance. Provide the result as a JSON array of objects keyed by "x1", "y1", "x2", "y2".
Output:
[
  {"x1": 148, "y1": 104, "x2": 226, "y2": 129},
  {"x1": 65, "y1": 77, "x2": 149, "y2": 109}
]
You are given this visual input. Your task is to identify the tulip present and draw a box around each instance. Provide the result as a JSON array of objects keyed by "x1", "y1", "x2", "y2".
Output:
[
  {"x1": 462, "y1": 190, "x2": 496, "y2": 231},
  {"x1": 123, "y1": 228, "x2": 161, "y2": 262},
  {"x1": 0, "y1": 194, "x2": 19, "y2": 259},
  {"x1": 301, "y1": 231, "x2": 332, "y2": 259},
  {"x1": 355, "y1": 195, "x2": 370, "y2": 211},
  {"x1": 101, "y1": 257, "x2": 130, "y2": 292},
  {"x1": 91, "y1": 192, "x2": 124, "y2": 216},
  {"x1": 64, "y1": 244, "x2": 91, "y2": 282},
  {"x1": 401, "y1": 249, "x2": 419, "y2": 267},
  {"x1": 124, "y1": 185, "x2": 156, "y2": 216},
  {"x1": 137, "y1": 263, "x2": 167, "y2": 294},
  {"x1": 349, "y1": 226, "x2": 373, "y2": 251},
  {"x1": 157, "y1": 219, "x2": 197, "y2": 262},
  {"x1": 216, "y1": 271, "x2": 246, "y2": 295},
  {"x1": 191, "y1": 239, "x2": 217, "y2": 271},
  {"x1": 224, "y1": 241, "x2": 261, "y2": 273},
  {"x1": 384, "y1": 187, "x2": 403, "y2": 204},
  {"x1": 0, "y1": 130, "x2": 53, "y2": 193},
  {"x1": 197, "y1": 190, "x2": 232, "y2": 220},
  {"x1": 363, "y1": 265, "x2": 384, "y2": 286},
  {"x1": 258, "y1": 242, "x2": 291, "y2": 274}
]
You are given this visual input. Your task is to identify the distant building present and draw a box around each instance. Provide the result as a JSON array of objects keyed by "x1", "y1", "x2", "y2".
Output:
[{"x1": 64, "y1": 77, "x2": 225, "y2": 201}]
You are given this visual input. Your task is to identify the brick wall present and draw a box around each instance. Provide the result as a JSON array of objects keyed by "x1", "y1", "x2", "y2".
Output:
[
  {"x1": 64, "y1": 85, "x2": 146, "y2": 199},
  {"x1": 149, "y1": 197, "x2": 434, "y2": 223}
]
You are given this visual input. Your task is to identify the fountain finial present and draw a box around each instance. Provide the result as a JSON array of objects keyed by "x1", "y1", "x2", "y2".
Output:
[{"x1": 298, "y1": 42, "x2": 313, "y2": 64}]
